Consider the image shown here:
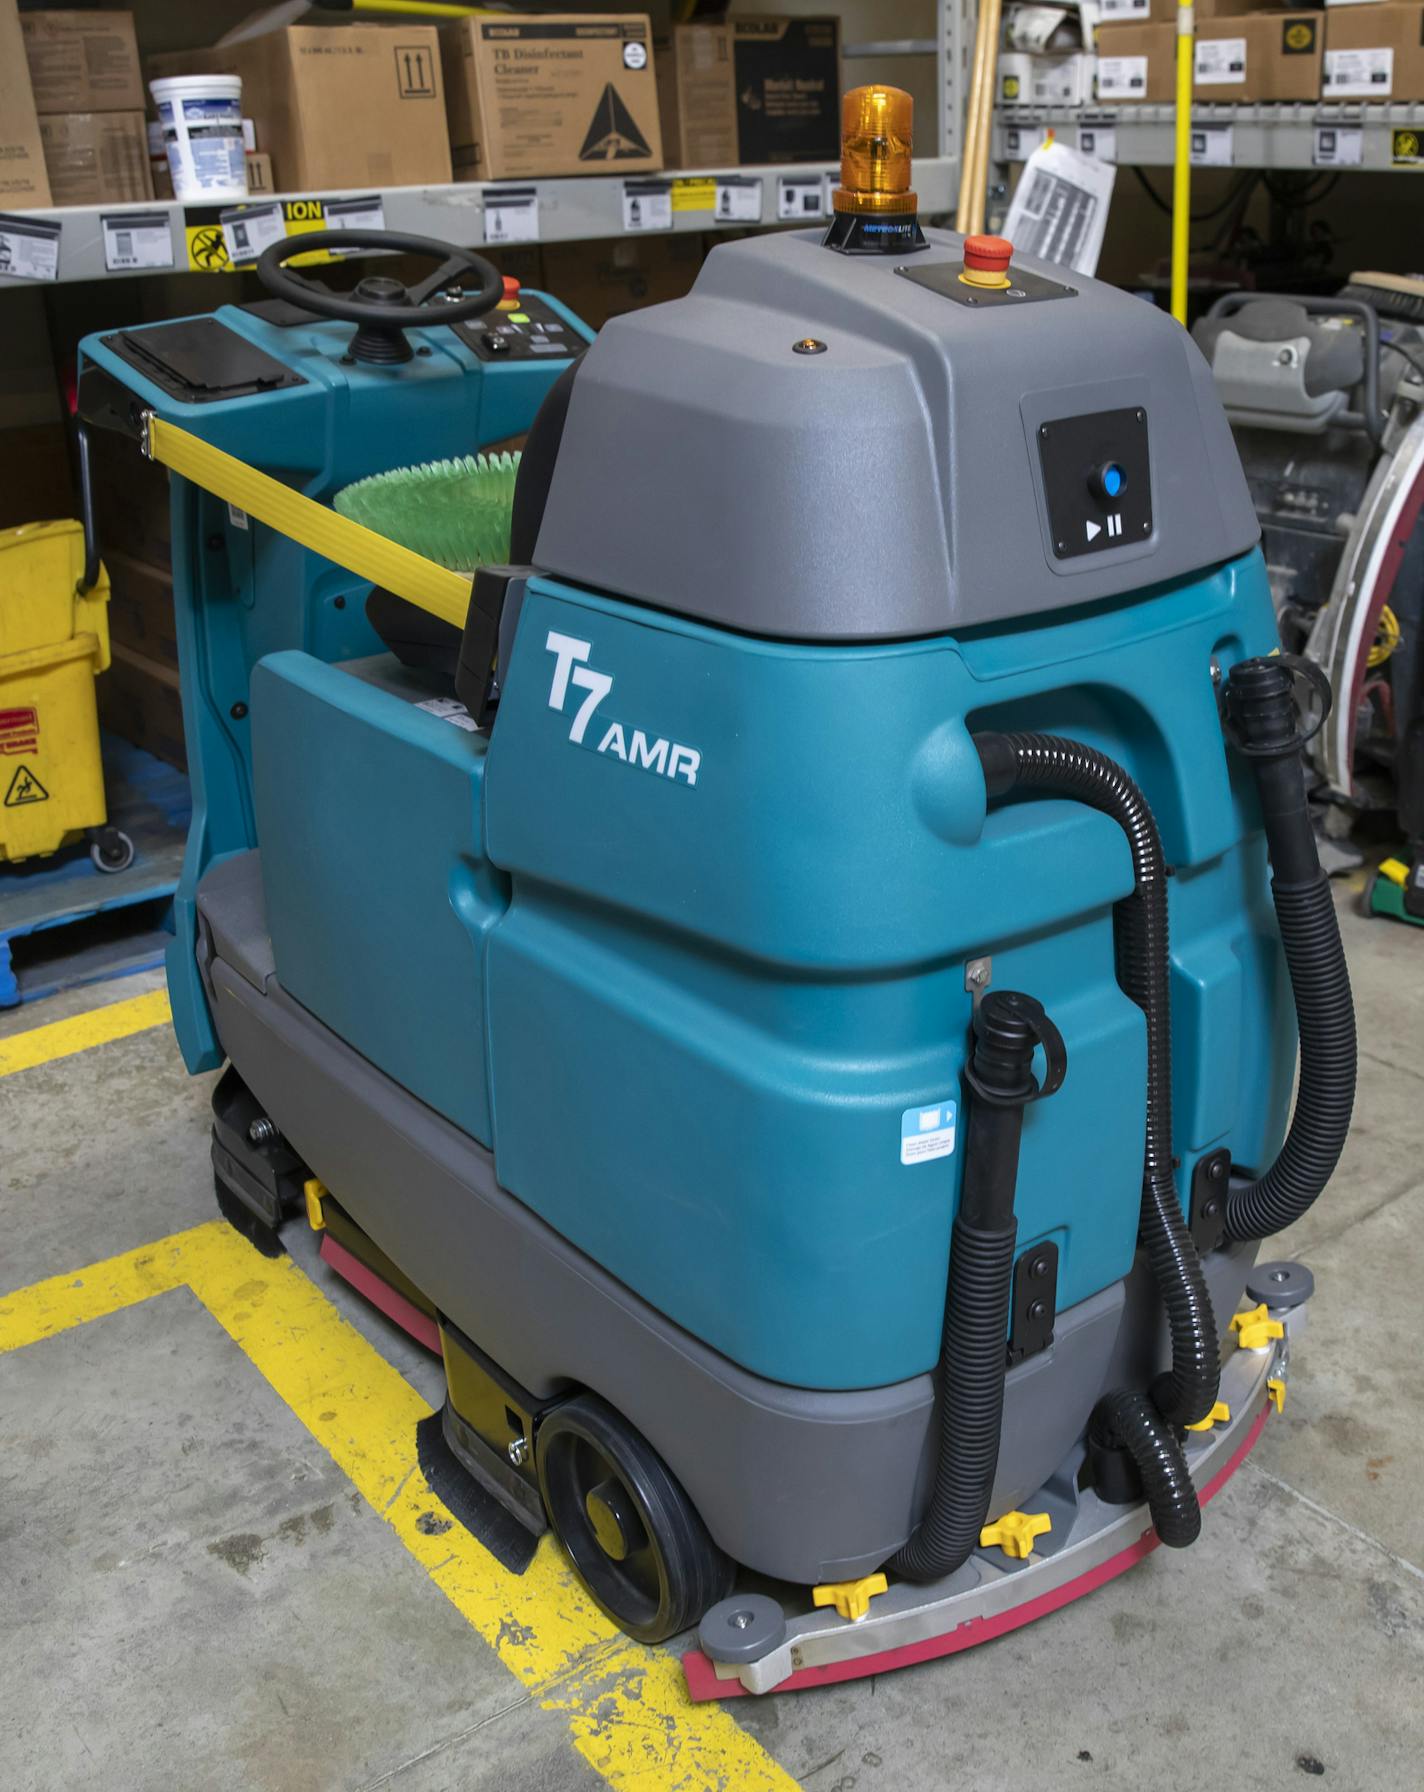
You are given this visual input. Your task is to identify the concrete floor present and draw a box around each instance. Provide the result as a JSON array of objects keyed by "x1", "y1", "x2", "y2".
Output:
[{"x1": 2, "y1": 887, "x2": 1422, "y2": 1792}]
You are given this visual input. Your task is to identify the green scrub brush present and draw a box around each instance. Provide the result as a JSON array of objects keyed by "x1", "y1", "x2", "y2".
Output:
[{"x1": 333, "y1": 451, "x2": 520, "y2": 573}]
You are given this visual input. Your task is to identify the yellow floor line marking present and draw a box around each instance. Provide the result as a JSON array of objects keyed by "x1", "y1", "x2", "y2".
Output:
[
  {"x1": 0, "y1": 987, "x2": 172, "y2": 1079},
  {"x1": 1, "y1": 1222, "x2": 798, "y2": 1792}
]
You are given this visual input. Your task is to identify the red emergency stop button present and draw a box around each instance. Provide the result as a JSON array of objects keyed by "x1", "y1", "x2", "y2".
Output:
[
  {"x1": 502, "y1": 274, "x2": 520, "y2": 298},
  {"x1": 963, "y1": 235, "x2": 1013, "y2": 276}
]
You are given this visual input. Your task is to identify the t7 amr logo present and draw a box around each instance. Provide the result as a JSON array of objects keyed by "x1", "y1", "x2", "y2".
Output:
[{"x1": 545, "y1": 631, "x2": 701, "y2": 787}]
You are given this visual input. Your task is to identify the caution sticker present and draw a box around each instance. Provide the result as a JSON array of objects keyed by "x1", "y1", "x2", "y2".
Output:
[
  {"x1": 4, "y1": 764, "x2": 49, "y2": 807},
  {"x1": 671, "y1": 177, "x2": 717, "y2": 213},
  {"x1": 1394, "y1": 129, "x2": 1424, "y2": 168},
  {"x1": 183, "y1": 198, "x2": 352, "y2": 273}
]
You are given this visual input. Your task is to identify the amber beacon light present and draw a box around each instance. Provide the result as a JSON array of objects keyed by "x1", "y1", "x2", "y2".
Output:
[{"x1": 823, "y1": 86, "x2": 927, "y2": 255}]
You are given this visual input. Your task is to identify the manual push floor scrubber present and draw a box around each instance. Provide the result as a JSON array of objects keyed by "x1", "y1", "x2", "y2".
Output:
[{"x1": 77, "y1": 89, "x2": 1356, "y2": 1695}]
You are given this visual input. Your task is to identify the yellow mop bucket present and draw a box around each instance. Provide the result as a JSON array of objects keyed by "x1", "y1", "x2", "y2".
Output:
[{"x1": 0, "y1": 519, "x2": 111, "y2": 866}]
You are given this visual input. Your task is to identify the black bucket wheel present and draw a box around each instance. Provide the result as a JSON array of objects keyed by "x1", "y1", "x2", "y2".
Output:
[{"x1": 536, "y1": 1394, "x2": 733, "y2": 1644}]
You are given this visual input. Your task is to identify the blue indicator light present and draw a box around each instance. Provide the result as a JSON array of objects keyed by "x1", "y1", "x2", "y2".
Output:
[{"x1": 1103, "y1": 463, "x2": 1124, "y2": 498}]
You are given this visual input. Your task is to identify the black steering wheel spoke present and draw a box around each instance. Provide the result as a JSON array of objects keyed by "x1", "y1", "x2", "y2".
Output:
[
  {"x1": 407, "y1": 254, "x2": 475, "y2": 307},
  {"x1": 254, "y1": 229, "x2": 502, "y2": 365}
]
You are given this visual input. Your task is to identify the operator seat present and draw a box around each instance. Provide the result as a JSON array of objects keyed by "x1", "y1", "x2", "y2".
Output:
[{"x1": 364, "y1": 359, "x2": 582, "y2": 685}]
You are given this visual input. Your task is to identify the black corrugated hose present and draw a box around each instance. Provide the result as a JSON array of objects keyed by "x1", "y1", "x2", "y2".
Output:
[
  {"x1": 1090, "y1": 1391, "x2": 1201, "y2": 1547},
  {"x1": 892, "y1": 991, "x2": 1066, "y2": 1582},
  {"x1": 975, "y1": 731, "x2": 1217, "y2": 1548},
  {"x1": 1220, "y1": 658, "x2": 1357, "y2": 1242}
]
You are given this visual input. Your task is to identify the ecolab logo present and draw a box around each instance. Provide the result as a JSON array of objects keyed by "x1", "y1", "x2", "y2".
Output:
[{"x1": 545, "y1": 631, "x2": 701, "y2": 786}]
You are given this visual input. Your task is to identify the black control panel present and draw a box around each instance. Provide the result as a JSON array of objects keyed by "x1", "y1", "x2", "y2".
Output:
[
  {"x1": 452, "y1": 293, "x2": 585, "y2": 364},
  {"x1": 1037, "y1": 405, "x2": 1152, "y2": 560}
]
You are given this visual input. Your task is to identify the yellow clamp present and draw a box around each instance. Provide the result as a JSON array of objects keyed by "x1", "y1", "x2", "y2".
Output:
[
  {"x1": 1267, "y1": 1378, "x2": 1287, "y2": 1415},
  {"x1": 1185, "y1": 1400, "x2": 1231, "y2": 1433},
  {"x1": 1230, "y1": 1304, "x2": 1286, "y2": 1351},
  {"x1": 812, "y1": 1573, "x2": 888, "y2": 1623},
  {"x1": 979, "y1": 1510, "x2": 1052, "y2": 1560},
  {"x1": 303, "y1": 1177, "x2": 329, "y2": 1232}
]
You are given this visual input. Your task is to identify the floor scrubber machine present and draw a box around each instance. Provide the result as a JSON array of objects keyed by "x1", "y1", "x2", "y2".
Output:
[
  {"x1": 1193, "y1": 279, "x2": 1424, "y2": 925},
  {"x1": 77, "y1": 88, "x2": 1356, "y2": 1696}
]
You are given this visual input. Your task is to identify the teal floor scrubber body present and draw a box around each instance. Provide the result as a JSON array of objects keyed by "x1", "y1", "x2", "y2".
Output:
[{"x1": 78, "y1": 100, "x2": 1356, "y2": 1695}]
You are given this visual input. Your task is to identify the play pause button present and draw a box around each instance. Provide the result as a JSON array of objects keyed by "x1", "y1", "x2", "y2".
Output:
[{"x1": 1085, "y1": 515, "x2": 1123, "y2": 544}]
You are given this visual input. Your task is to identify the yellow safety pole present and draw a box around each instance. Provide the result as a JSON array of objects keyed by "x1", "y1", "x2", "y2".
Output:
[
  {"x1": 1171, "y1": 1, "x2": 1194, "y2": 324},
  {"x1": 958, "y1": 0, "x2": 1004, "y2": 236}
]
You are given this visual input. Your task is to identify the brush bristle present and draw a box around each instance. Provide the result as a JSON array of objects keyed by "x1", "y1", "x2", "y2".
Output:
[{"x1": 334, "y1": 452, "x2": 521, "y2": 572}]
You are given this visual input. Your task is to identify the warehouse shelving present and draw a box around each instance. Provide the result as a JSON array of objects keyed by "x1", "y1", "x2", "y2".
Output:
[
  {"x1": 0, "y1": 0, "x2": 975, "y2": 291},
  {"x1": 0, "y1": 158, "x2": 958, "y2": 289},
  {"x1": 994, "y1": 101, "x2": 1424, "y2": 173}
]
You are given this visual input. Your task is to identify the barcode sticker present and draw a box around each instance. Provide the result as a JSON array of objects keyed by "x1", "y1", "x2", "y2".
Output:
[
  {"x1": 622, "y1": 180, "x2": 672, "y2": 231},
  {"x1": 102, "y1": 211, "x2": 173, "y2": 273},
  {"x1": 778, "y1": 174, "x2": 826, "y2": 221},
  {"x1": 715, "y1": 177, "x2": 763, "y2": 223},
  {"x1": 0, "y1": 213, "x2": 60, "y2": 283},
  {"x1": 1195, "y1": 37, "x2": 1247, "y2": 86},
  {"x1": 483, "y1": 188, "x2": 539, "y2": 246},
  {"x1": 220, "y1": 201, "x2": 285, "y2": 265},
  {"x1": 325, "y1": 195, "x2": 386, "y2": 245},
  {"x1": 1096, "y1": 55, "x2": 1148, "y2": 101},
  {"x1": 1078, "y1": 123, "x2": 1118, "y2": 165},
  {"x1": 1191, "y1": 124, "x2": 1235, "y2": 167},
  {"x1": 1323, "y1": 48, "x2": 1393, "y2": 99},
  {"x1": 1313, "y1": 125, "x2": 1364, "y2": 168}
]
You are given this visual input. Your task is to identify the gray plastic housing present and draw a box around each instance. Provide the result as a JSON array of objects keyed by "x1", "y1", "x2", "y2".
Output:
[{"x1": 534, "y1": 226, "x2": 1259, "y2": 640}]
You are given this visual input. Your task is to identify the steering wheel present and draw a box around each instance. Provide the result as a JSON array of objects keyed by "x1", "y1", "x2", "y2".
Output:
[{"x1": 256, "y1": 229, "x2": 503, "y2": 365}]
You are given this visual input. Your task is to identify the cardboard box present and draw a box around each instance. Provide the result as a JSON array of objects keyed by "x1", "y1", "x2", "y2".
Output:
[
  {"x1": 104, "y1": 549, "x2": 177, "y2": 669},
  {"x1": 1324, "y1": 2, "x2": 1424, "y2": 97},
  {"x1": 99, "y1": 642, "x2": 187, "y2": 771},
  {"x1": 245, "y1": 151, "x2": 275, "y2": 195},
  {"x1": 999, "y1": 51, "x2": 1096, "y2": 105},
  {"x1": 659, "y1": 16, "x2": 840, "y2": 168},
  {"x1": 150, "y1": 25, "x2": 451, "y2": 191},
  {"x1": 542, "y1": 232, "x2": 704, "y2": 329},
  {"x1": 1095, "y1": 0, "x2": 1270, "y2": 21},
  {"x1": 1098, "y1": 13, "x2": 1325, "y2": 99},
  {"x1": 0, "y1": 0, "x2": 52, "y2": 209},
  {"x1": 1196, "y1": 12, "x2": 1324, "y2": 99},
  {"x1": 1094, "y1": 22, "x2": 1177, "y2": 99},
  {"x1": 442, "y1": 13, "x2": 661, "y2": 182},
  {"x1": 21, "y1": 10, "x2": 144, "y2": 114},
  {"x1": 38, "y1": 110, "x2": 152, "y2": 205}
]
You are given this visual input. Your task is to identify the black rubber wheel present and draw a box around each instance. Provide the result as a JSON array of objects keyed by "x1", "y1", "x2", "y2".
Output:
[
  {"x1": 536, "y1": 1394, "x2": 733, "y2": 1643},
  {"x1": 89, "y1": 827, "x2": 135, "y2": 873}
]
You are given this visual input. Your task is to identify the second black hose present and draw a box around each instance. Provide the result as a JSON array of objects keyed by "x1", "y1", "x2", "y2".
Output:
[{"x1": 976, "y1": 731, "x2": 1220, "y2": 1432}]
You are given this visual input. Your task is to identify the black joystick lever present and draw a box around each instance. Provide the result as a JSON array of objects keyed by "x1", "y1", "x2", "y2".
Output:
[{"x1": 255, "y1": 229, "x2": 503, "y2": 365}]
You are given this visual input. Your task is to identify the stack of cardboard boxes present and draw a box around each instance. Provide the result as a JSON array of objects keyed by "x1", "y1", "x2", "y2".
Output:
[
  {"x1": 1095, "y1": 0, "x2": 1326, "y2": 104},
  {"x1": 1, "y1": 11, "x2": 849, "y2": 214},
  {"x1": 1091, "y1": 0, "x2": 1424, "y2": 104},
  {"x1": 22, "y1": 8, "x2": 153, "y2": 206},
  {"x1": 1323, "y1": 1, "x2": 1424, "y2": 102}
]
